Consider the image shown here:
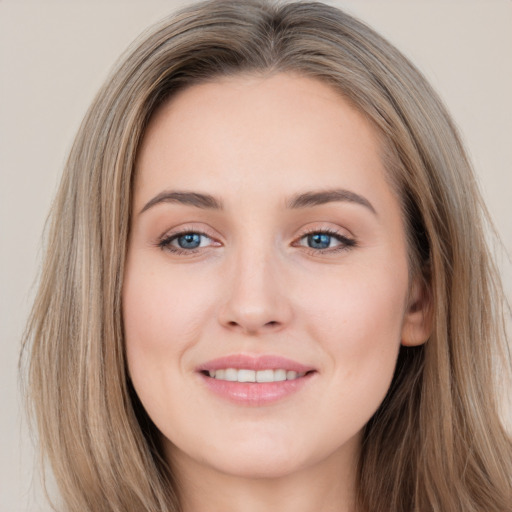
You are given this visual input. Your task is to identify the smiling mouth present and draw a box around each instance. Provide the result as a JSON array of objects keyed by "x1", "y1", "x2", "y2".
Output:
[
  {"x1": 201, "y1": 368, "x2": 314, "y2": 383},
  {"x1": 197, "y1": 355, "x2": 317, "y2": 404}
]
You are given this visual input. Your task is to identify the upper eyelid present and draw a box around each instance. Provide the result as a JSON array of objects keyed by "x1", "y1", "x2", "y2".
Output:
[
  {"x1": 159, "y1": 231, "x2": 217, "y2": 249},
  {"x1": 296, "y1": 225, "x2": 354, "y2": 240},
  {"x1": 159, "y1": 226, "x2": 351, "y2": 239},
  {"x1": 158, "y1": 223, "x2": 218, "y2": 240},
  {"x1": 167, "y1": 231, "x2": 212, "y2": 242}
]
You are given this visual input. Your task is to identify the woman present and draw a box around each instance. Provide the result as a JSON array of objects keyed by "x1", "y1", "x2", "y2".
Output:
[{"x1": 22, "y1": 1, "x2": 512, "y2": 511}]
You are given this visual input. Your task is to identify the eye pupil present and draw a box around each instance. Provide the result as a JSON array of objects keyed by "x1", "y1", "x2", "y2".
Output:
[
  {"x1": 308, "y1": 233, "x2": 331, "y2": 249},
  {"x1": 178, "y1": 233, "x2": 202, "y2": 249}
]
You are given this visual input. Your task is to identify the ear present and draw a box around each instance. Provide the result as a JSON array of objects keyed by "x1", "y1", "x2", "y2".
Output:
[{"x1": 401, "y1": 274, "x2": 433, "y2": 347}]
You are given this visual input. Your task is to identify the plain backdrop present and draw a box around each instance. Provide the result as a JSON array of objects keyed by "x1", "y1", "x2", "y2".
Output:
[{"x1": 1, "y1": 1, "x2": 511, "y2": 510}]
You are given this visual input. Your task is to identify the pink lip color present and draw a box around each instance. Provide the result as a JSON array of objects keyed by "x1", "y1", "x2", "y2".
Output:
[
  {"x1": 197, "y1": 354, "x2": 316, "y2": 406},
  {"x1": 197, "y1": 354, "x2": 314, "y2": 373}
]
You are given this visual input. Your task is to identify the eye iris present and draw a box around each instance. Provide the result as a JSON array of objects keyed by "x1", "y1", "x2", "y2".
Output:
[
  {"x1": 308, "y1": 233, "x2": 331, "y2": 249},
  {"x1": 177, "y1": 233, "x2": 202, "y2": 249}
]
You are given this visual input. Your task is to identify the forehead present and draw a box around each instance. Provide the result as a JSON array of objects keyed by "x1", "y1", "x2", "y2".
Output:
[{"x1": 134, "y1": 72, "x2": 394, "y2": 213}]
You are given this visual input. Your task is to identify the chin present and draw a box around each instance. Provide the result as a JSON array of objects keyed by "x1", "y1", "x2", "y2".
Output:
[{"x1": 208, "y1": 449, "x2": 310, "y2": 480}]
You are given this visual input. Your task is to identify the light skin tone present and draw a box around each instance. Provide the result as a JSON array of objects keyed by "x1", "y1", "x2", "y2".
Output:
[{"x1": 123, "y1": 72, "x2": 431, "y2": 512}]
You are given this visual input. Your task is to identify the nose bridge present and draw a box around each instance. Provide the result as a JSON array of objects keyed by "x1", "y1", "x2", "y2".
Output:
[{"x1": 218, "y1": 234, "x2": 291, "y2": 334}]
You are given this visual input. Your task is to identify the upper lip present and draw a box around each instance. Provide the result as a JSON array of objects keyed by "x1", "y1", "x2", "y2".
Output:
[{"x1": 197, "y1": 354, "x2": 315, "y2": 373}]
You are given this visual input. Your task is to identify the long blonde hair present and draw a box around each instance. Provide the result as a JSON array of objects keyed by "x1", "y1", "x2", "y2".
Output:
[{"x1": 22, "y1": 1, "x2": 511, "y2": 511}]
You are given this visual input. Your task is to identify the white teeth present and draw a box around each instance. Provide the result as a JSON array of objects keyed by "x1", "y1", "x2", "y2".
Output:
[
  {"x1": 274, "y1": 369, "x2": 287, "y2": 381},
  {"x1": 256, "y1": 369, "x2": 274, "y2": 383},
  {"x1": 238, "y1": 369, "x2": 256, "y2": 382},
  {"x1": 207, "y1": 368, "x2": 307, "y2": 382},
  {"x1": 224, "y1": 368, "x2": 238, "y2": 381}
]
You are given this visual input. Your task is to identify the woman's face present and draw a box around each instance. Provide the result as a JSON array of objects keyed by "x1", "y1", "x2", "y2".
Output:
[{"x1": 123, "y1": 73, "x2": 429, "y2": 480}]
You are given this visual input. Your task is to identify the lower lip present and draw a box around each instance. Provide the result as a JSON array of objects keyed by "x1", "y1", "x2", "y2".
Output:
[{"x1": 199, "y1": 372, "x2": 315, "y2": 406}]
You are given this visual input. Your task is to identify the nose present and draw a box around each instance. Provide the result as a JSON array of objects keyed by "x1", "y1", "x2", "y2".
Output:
[{"x1": 217, "y1": 247, "x2": 293, "y2": 335}]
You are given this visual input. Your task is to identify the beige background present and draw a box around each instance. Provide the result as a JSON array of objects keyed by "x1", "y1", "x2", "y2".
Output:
[{"x1": 1, "y1": 1, "x2": 511, "y2": 510}]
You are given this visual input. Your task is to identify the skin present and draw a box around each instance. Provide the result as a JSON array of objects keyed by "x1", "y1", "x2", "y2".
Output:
[{"x1": 123, "y1": 73, "x2": 430, "y2": 512}]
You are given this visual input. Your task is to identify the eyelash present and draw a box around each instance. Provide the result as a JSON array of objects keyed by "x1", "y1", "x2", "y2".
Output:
[
  {"x1": 157, "y1": 230, "x2": 217, "y2": 256},
  {"x1": 295, "y1": 228, "x2": 357, "y2": 254},
  {"x1": 157, "y1": 228, "x2": 357, "y2": 256}
]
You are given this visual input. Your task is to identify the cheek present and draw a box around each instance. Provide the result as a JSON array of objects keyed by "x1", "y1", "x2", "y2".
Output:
[
  {"x1": 123, "y1": 260, "x2": 214, "y2": 352},
  {"x1": 302, "y1": 260, "x2": 407, "y2": 341},
  {"x1": 298, "y1": 262, "x2": 407, "y2": 414},
  {"x1": 122, "y1": 258, "x2": 222, "y2": 443},
  {"x1": 122, "y1": 258, "x2": 217, "y2": 409}
]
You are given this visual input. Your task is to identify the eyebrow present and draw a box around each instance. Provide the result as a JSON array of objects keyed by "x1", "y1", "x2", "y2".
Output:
[
  {"x1": 139, "y1": 191, "x2": 223, "y2": 214},
  {"x1": 287, "y1": 189, "x2": 377, "y2": 215},
  {"x1": 139, "y1": 188, "x2": 376, "y2": 216}
]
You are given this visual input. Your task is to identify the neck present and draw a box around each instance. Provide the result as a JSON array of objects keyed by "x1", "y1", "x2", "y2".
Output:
[{"x1": 169, "y1": 437, "x2": 360, "y2": 512}]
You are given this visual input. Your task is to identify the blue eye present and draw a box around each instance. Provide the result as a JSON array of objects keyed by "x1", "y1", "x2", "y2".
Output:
[
  {"x1": 307, "y1": 233, "x2": 333, "y2": 249},
  {"x1": 158, "y1": 231, "x2": 214, "y2": 253},
  {"x1": 176, "y1": 233, "x2": 203, "y2": 249},
  {"x1": 158, "y1": 229, "x2": 354, "y2": 255},
  {"x1": 298, "y1": 230, "x2": 356, "y2": 252}
]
